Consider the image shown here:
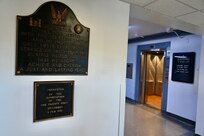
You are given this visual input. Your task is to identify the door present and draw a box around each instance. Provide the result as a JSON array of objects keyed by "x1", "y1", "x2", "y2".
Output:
[
  {"x1": 135, "y1": 42, "x2": 170, "y2": 111},
  {"x1": 139, "y1": 51, "x2": 164, "y2": 110}
]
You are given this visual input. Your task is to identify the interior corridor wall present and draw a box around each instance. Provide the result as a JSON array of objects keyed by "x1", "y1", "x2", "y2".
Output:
[
  {"x1": 195, "y1": 36, "x2": 204, "y2": 135},
  {"x1": 0, "y1": 0, "x2": 129, "y2": 136},
  {"x1": 126, "y1": 35, "x2": 201, "y2": 121},
  {"x1": 126, "y1": 44, "x2": 137, "y2": 100}
]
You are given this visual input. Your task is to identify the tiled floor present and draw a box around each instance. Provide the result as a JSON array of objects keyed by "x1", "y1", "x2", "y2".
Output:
[
  {"x1": 146, "y1": 95, "x2": 162, "y2": 110},
  {"x1": 125, "y1": 102, "x2": 195, "y2": 136}
]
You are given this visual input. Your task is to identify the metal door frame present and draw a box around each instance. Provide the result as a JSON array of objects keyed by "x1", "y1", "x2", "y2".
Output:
[
  {"x1": 140, "y1": 52, "x2": 147, "y2": 104},
  {"x1": 135, "y1": 42, "x2": 170, "y2": 111}
]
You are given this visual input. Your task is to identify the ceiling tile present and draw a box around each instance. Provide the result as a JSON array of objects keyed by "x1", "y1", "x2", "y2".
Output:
[
  {"x1": 146, "y1": 0, "x2": 196, "y2": 17},
  {"x1": 177, "y1": 11, "x2": 204, "y2": 25},
  {"x1": 123, "y1": 0, "x2": 156, "y2": 7},
  {"x1": 177, "y1": 0, "x2": 204, "y2": 10}
]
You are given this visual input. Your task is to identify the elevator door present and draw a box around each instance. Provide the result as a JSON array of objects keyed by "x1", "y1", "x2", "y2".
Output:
[{"x1": 139, "y1": 51, "x2": 164, "y2": 109}]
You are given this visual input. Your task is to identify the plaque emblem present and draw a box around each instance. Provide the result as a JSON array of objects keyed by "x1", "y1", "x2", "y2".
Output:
[
  {"x1": 51, "y1": 4, "x2": 68, "y2": 25},
  {"x1": 29, "y1": 17, "x2": 42, "y2": 28},
  {"x1": 74, "y1": 24, "x2": 83, "y2": 34}
]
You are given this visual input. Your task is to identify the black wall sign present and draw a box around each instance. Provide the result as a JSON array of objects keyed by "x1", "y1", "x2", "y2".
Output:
[
  {"x1": 172, "y1": 52, "x2": 195, "y2": 83},
  {"x1": 34, "y1": 81, "x2": 74, "y2": 122},
  {"x1": 16, "y1": 1, "x2": 90, "y2": 75}
]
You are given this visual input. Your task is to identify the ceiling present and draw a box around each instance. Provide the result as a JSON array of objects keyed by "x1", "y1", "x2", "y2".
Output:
[
  {"x1": 123, "y1": 0, "x2": 204, "y2": 39},
  {"x1": 128, "y1": 18, "x2": 167, "y2": 39}
]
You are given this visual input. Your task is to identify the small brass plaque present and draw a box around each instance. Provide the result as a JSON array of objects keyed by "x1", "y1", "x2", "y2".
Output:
[{"x1": 34, "y1": 81, "x2": 74, "y2": 122}]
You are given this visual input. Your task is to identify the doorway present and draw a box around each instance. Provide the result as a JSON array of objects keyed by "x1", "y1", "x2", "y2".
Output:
[
  {"x1": 135, "y1": 42, "x2": 170, "y2": 111},
  {"x1": 139, "y1": 51, "x2": 164, "y2": 110}
]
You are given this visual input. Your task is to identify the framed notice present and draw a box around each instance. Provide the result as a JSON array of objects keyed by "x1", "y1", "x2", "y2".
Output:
[
  {"x1": 34, "y1": 81, "x2": 74, "y2": 122},
  {"x1": 16, "y1": 1, "x2": 90, "y2": 75},
  {"x1": 172, "y1": 52, "x2": 195, "y2": 83}
]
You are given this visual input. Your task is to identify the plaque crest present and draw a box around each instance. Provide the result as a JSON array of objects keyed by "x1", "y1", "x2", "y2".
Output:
[
  {"x1": 51, "y1": 4, "x2": 68, "y2": 26},
  {"x1": 16, "y1": 1, "x2": 90, "y2": 75}
]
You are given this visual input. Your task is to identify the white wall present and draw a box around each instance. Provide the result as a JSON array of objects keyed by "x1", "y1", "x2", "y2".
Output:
[
  {"x1": 126, "y1": 44, "x2": 137, "y2": 100},
  {"x1": 0, "y1": 0, "x2": 129, "y2": 136},
  {"x1": 195, "y1": 36, "x2": 204, "y2": 135},
  {"x1": 126, "y1": 35, "x2": 201, "y2": 121}
]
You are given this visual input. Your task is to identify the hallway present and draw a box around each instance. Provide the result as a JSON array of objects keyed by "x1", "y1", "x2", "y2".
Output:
[{"x1": 125, "y1": 102, "x2": 195, "y2": 136}]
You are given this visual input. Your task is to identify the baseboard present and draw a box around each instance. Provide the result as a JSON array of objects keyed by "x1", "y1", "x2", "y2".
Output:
[
  {"x1": 126, "y1": 97, "x2": 137, "y2": 104},
  {"x1": 195, "y1": 134, "x2": 201, "y2": 136},
  {"x1": 162, "y1": 111, "x2": 196, "y2": 127}
]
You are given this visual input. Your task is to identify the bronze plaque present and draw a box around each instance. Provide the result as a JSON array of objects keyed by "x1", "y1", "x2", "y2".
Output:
[
  {"x1": 16, "y1": 1, "x2": 90, "y2": 75},
  {"x1": 34, "y1": 81, "x2": 74, "y2": 122}
]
